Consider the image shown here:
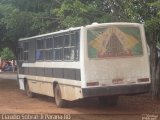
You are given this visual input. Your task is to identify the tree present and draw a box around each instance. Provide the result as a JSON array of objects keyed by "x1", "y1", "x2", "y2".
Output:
[
  {"x1": 53, "y1": 0, "x2": 116, "y2": 29},
  {"x1": 104, "y1": 0, "x2": 160, "y2": 98},
  {"x1": 0, "y1": 47, "x2": 15, "y2": 60},
  {"x1": 0, "y1": 0, "x2": 116, "y2": 56},
  {"x1": 0, "y1": 0, "x2": 60, "y2": 57},
  {"x1": 0, "y1": 0, "x2": 160, "y2": 98}
]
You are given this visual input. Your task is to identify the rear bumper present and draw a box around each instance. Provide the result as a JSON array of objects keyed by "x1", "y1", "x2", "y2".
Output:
[{"x1": 82, "y1": 83, "x2": 151, "y2": 98}]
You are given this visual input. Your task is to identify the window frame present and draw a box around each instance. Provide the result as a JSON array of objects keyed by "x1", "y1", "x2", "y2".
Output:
[
  {"x1": 44, "y1": 37, "x2": 54, "y2": 61},
  {"x1": 36, "y1": 38, "x2": 45, "y2": 61},
  {"x1": 63, "y1": 32, "x2": 79, "y2": 62},
  {"x1": 87, "y1": 25, "x2": 143, "y2": 59},
  {"x1": 23, "y1": 41, "x2": 29, "y2": 61},
  {"x1": 53, "y1": 35, "x2": 64, "y2": 61},
  {"x1": 34, "y1": 30, "x2": 80, "y2": 62}
]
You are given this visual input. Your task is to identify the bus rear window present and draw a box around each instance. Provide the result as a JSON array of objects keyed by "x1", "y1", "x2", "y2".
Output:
[{"x1": 87, "y1": 26, "x2": 143, "y2": 58}]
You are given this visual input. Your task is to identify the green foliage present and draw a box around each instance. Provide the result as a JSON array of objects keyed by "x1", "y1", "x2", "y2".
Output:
[
  {"x1": 0, "y1": 47, "x2": 15, "y2": 60},
  {"x1": 0, "y1": 0, "x2": 60, "y2": 54},
  {"x1": 0, "y1": 0, "x2": 159, "y2": 52},
  {"x1": 0, "y1": 0, "x2": 159, "y2": 97},
  {"x1": 105, "y1": 0, "x2": 160, "y2": 45},
  {"x1": 0, "y1": 0, "x2": 117, "y2": 53},
  {"x1": 54, "y1": 0, "x2": 114, "y2": 29}
]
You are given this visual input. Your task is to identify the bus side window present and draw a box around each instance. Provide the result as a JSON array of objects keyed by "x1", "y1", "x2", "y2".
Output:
[
  {"x1": 17, "y1": 43, "x2": 24, "y2": 61},
  {"x1": 63, "y1": 31, "x2": 80, "y2": 61},
  {"x1": 36, "y1": 39, "x2": 45, "y2": 61},
  {"x1": 53, "y1": 36, "x2": 63, "y2": 61},
  {"x1": 64, "y1": 34, "x2": 74, "y2": 61},
  {"x1": 75, "y1": 32, "x2": 80, "y2": 61},
  {"x1": 23, "y1": 42, "x2": 29, "y2": 61},
  {"x1": 44, "y1": 37, "x2": 53, "y2": 60}
]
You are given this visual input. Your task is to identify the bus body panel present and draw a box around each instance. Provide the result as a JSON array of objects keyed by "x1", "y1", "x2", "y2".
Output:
[
  {"x1": 81, "y1": 23, "x2": 150, "y2": 97},
  {"x1": 82, "y1": 84, "x2": 150, "y2": 97},
  {"x1": 17, "y1": 22, "x2": 151, "y2": 102},
  {"x1": 18, "y1": 73, "x2": 83, "y2": 100},
  {"x1": 84, "y1": 56, "x2": 150, "y2": 88}
]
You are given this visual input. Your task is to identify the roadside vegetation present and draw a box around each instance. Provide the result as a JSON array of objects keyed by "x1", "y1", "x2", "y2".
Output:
[{"x1": 0, "y1": 0, "x2": 160, "y2": 98}]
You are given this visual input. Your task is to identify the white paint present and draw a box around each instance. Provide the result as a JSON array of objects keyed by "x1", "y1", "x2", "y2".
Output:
[
  {"x1": 83, "y1": 23, "x2": 150, "y2": 87},
  {"x1": 19, "y1": 78, "x2": 25, "y2": 90},
  {"x1": 22, "y1": 61, "x2": 80, "y2": 69},
  {"x1": 80, "y1": 27, "x2": 87, "y2": 88},
  {"x1": 19, "y1": 27, "x2": 81, "y2": 41},
  {"x1": 18, "y1": 22, "x2": 151, "y2": 101},
  {"x1": 18, "y1": 74, "x2": 26, "y2": 90},
  {"x1": 19, "y1": 74, "x2": 81, "y2": 87}
]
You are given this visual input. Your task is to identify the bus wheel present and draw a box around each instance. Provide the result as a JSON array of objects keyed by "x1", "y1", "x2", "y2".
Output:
[
  {"x1": 98, "y1": 96, "x2": 118, "y2": 106},
  {"x1": 98, "y1": 96, "x2": 108, "y2": 105},
  {"x1": 106, "y1": 96, "x2": 119, "y2": 106},
  {"x1": 25, "y1": 81, "x2": 35, "y2": 98},
  {"x1": 54, "y1": 84, "x2": 68, "y2": 108}
]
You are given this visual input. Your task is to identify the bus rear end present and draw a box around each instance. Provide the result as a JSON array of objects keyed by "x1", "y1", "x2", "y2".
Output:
[{"x1": 82, "y1": 23, "x2": 150, "y2": 100}]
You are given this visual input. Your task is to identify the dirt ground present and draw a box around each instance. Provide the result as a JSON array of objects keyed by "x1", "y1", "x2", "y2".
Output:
[{"x1": 0, "y1": 73, "x2": 160, "y2": 120}]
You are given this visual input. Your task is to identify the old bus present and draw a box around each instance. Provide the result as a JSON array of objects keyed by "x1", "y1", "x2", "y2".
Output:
[{"x1": 18, "y1": 22, "x2": 150, "y2": 107}]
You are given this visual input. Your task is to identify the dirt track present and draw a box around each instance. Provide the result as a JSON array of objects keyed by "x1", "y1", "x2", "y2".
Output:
[{"x1": 0, "y1": 73, "x2": 160, "y2": 120}]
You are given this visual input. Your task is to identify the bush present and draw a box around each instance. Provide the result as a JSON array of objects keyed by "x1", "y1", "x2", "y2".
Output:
[{"x1": 0, "y1": 47, "x2": 15, "y2": 61}]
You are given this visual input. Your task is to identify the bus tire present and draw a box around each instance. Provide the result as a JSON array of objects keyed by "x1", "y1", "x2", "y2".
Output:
[
  {"x1": 98, "y1": 96, "x2": 118, "y2": 106},
  {"x1": 106, "y1": 96, "x2": 119, "y2": 106},
  {"x1": 54, "y1": 84, "x2": 68, "y2": 108},
  {"x1": 98, "y1": 96, "x2": 108, "y2": 105},
  {"x1": 25, "y1": 81, "x2": 35, "y2": 98}
]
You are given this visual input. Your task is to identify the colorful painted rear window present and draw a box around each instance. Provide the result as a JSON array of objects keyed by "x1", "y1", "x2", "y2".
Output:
[{"x1": 87, "y1": 26, "x2": 143, "y2": 58}]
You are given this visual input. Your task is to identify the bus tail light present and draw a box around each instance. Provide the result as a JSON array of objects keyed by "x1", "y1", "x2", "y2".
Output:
[
  {"x1": 112, "y1": 78, "x2": 124, "y2": 84},
  {"x1": 138, "y1": 78, "x2": 149, "y2": 82},
  {"x1": 87, "y1": 82, "x2": 99, "y2": 86}
]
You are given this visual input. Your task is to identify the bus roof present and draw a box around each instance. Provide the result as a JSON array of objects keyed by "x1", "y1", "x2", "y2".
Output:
[
  {"x1": 19, "y1": 27, "x2": 81, "y2": 41},
  {"x1": 19, "y1": 22, "x2": 142, "y2": 41},
  {"x1": 86, "y1": 22, "x2": 142, "y2": 27}
]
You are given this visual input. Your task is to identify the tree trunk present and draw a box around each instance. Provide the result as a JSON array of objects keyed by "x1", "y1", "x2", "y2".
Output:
[
  {"x1": 150, "y1": 31, "x2": 158, "y2": 99},
  {"x1": 156, "y1": 59, "x2": 160, "y2": 98},
  {"x1": 155, "y1": 34, "x2": 160, "y2": 98}
]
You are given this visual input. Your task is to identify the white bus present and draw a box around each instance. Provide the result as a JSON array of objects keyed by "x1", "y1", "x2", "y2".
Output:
[{"x1": 18, "y1": 22, "x2": 150, "y2": 107}]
